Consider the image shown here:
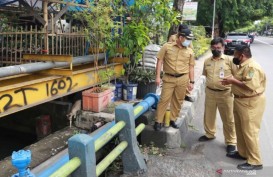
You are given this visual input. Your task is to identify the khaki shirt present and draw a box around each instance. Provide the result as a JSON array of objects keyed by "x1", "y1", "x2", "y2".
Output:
[
  {"x1": 203, "y1": 54, "x2": 237, "y2": 90},
  {"x1": 157, "y1": 42, "x2": 195, "y2": 74},
  {"x1": 168, "y1": 34, "x2": 194, "y2": 49},
  {"x1": 232, "y1": 58, "x2": 266, "y2": 97}
]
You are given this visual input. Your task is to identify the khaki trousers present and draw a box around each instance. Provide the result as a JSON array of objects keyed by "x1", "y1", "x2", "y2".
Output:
[
  {"x1": 186, "y1": 88, "x2": 191, "y2": 96},
  {"x1": 156, "y1": 74, "x2": 188, "y2": 123},
  {"x1": 204, "y1": 87, "x2": 236, "y2": 145},
  {"x1": 234, "y1": 94, "x2": 265, "y2": 165}
]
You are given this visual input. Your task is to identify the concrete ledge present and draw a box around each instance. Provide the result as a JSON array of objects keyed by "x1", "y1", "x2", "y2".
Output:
[{"x1": 140, "y1": 76, "x2": 206, "y2": 148}]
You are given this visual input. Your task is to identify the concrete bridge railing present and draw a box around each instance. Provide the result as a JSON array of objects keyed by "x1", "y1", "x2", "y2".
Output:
[{"x1": 11, "y1": 93, "x2": 159, "y2": 177}]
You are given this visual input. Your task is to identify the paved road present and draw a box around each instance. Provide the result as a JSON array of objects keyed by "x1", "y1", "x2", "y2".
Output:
[
  {"x1": 193, "y1": 37, "x2": 273, "y2": 176},
  {"x1": 250, "y1": 36, "x2": 273, "y2": 167}
]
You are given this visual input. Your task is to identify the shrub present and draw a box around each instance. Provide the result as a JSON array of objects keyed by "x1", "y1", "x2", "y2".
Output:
[{"x1": 191, "y1": 26, "x2": 210, "y2": 58}]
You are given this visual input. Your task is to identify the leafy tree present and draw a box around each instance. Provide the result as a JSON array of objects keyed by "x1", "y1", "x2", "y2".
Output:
[{"x1": 194, "y1": 0, "x2": 273, "y2": 36}]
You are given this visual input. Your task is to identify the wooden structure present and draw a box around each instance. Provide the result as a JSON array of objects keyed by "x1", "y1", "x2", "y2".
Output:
[
  {"x1": 0, "y1": 0, "x2": 124, "y2": 117},
  {"x1": 0, "y1": 26, "x2": 86, "y2": 66},
  {"x1": 0, "y1": 0, "x2": 91, "y2": 66}
]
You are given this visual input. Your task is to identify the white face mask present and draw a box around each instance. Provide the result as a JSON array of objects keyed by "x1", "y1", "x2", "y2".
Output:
[{"x1": 182, "y1": 39, "x2": 191, "y2": 47}]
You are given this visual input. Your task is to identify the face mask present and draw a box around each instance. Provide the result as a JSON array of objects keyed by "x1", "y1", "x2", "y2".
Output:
[
  {"x1": 182, "y1": 40, "x2": 191, "y2": 47},
  {"x1": 211, "y1": 50, "x2": 222, "y2": 57},
  {"x1": 233, "y1": 57, "x2": 241, "y2": 65}
]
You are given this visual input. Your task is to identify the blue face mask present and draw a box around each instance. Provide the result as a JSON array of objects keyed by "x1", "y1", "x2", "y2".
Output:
[{"x1": 182, "y1": 40, "x2": 191, "y2": 47}]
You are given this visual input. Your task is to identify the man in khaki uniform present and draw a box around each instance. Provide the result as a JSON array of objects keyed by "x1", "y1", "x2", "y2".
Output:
[
  {"x1": 154, "y1": 28, "x2": 195, "y2": 131},
  {"x1": 199, "y1": 38, "x2": 237, "y2": 155},
  {"x1": 221, "y1": 45, "x2": 266, "y2": 170},
  {"x1": 168, "y1": 24, "x2": 194, "y2": 102}
]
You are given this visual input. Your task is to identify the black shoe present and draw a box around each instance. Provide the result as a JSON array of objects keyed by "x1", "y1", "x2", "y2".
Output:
[
  {"x1": 185, "y1": 95, "x2": 194, "y2": 102},
  {"x1": 226, "y1": 145, "x2": 236, "y2": 154},
  {"x1": 198, "y1": 135, "x2": 215, "y2": 142},
  {"x1": 237, "y1": 162, "x2": 263, "y2": 170},
  {"x1": 226, "y1": 151, "x2": 247, "y2": 160},
  {"x1": 170, "y1": 121, "x2": 179, "y2": 129},
  {"x1": 153, "y1": 122, "x2": 162, "y2": 131}
]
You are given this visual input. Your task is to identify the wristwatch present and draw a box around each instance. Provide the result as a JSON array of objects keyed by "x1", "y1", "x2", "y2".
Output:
[{"x1": 190, "y1": 81, "x2": 195, "y2": 84}]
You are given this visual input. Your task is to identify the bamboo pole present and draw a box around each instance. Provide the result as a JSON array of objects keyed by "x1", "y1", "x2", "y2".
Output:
[
  {"x1": 51, "y1": 13, "x2": 54, "y2": 55},
  {"x1": 43, "y1": 0, "x2": 49, "y2": 54},
  {"x1": 40, "y1": 29, "x2": 43, "y2": 54},
  {"x1": 68, "y1": 26, "x2": 71, "y2": 55},
  {"x1": 5, "y1": 32, "x2": 8, "y2": 65},
  {"x1": 59, "y1": 33, "x2": 61, "y2": 55},
  {"x1": 35, "y1": 25, "x2": 38, "y2": 54},
  {"x1": 25, "y1": 25, "x2": 28, "y2": 54},
  {"x1": 56, "y1": 34, "x2": 58, "y2": 54},
  {"x1": 71, "y1": 28, "x2": 73, "y2": 56},
  {"x1": 11, "y1": 26, "x2": 13, "y2": 64},
  {"x1": 15, "y1": 26, "x2": 18, "y2": 63},
  {"x1": 20, "y1": 27, "x2": 22, "y2": 63},
  {"x1": 1, "y1": 33, "x2": 3, "y2": 66},
  {"x1": 30, "y1": 25, "x2": 32, "y2": 55}
]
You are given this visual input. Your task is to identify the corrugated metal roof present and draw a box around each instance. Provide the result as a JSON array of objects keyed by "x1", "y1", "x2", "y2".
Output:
[{"x1": 0, "y1": 0, "x2": 18, "y2": 6}]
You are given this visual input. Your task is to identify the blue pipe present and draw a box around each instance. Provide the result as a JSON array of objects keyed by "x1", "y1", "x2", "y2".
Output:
[
  {"x1": 133, "y1": 93, "x2": 159, "y2": 119},
  {"x1": 33, "y1": 94, "x2": 159, "y2": 176},
  {"x1": 35, "y1": 155, "x2": 69, "y2": 177},
  {"x1": 34, "y1": 122, "x2": 115, "y2": 177}
]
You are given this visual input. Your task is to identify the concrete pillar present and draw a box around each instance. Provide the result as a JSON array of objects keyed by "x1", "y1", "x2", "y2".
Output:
[
  {"x1": 68, "y1": 134, "x2": 96, "y2": 177},
  {"x1": 115, "y1": 104, "x2": 147, "y2": 175}
]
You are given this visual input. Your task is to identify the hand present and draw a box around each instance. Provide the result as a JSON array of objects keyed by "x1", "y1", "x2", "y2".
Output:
[
  {"x1": 155, "y1": 77, "x2": 161, "y2": 86},
  {"x1": 188, "y1": 83, "x2": 194, "y2": 91},
  {"x1": 220, "y1": 76, "x2": 234, "y2": 85}
]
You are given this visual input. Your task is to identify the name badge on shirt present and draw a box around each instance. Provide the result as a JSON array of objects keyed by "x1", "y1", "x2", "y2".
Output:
[{"x1": 219, "y1": 67, "x2": 224, "y2": 78}]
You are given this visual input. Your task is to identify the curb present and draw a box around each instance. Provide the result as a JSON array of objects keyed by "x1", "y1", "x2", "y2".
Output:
[{"x1": 140, "y1": 76, "x2": 206, "y2": 148}]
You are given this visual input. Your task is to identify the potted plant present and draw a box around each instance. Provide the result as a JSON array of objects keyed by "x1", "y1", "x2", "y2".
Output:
[
  {"x1": 116, "y1": 20, "x2": 150, "y2": 100},
  {"x1": 73, "y1": 0, "x2": 123, "y2": 111},
  {"x1": 129, "y1": 67, "x2": 157, "y2": 99}
]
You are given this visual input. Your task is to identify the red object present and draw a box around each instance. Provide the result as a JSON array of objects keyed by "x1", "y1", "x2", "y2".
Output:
[
  {"x1": 243, "y1": 39, "x2": 250, "y2": 43},
  {"x1": 36, "y1": 115, "x2": 51, "y2": 139},
  {"x1": 82, "y1": 87, "x2": 112, "y2": 112}
]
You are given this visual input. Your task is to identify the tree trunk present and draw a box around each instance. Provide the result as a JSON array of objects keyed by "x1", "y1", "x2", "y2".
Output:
[{"x1": 167, "y1": 0, "x2": 185, "y2": 40}]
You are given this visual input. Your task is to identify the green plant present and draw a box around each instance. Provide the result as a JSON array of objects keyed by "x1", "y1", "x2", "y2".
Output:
[
  {"x1": 191, "y1": 26, "x2": 210, "y2": 58},
  {"x1": 129, "y1": 67, "x2": 156, "y2": 85},
  {"x1": 73, "y1": 0, "x2": 124, "y2": 68},
  {"x1": 98, "y1": 65, "x2": 116, "y2": 86},
  {"x1": 128, "y1": 0, "x2": 179, "y2": 44},
  {"x1": 0, "y1": 14, "x2": 9, "y2": 32},
  {"x1": 139, "y1": 142, "x2": 166, "y2": 156},
  {"x1": 119, "y1": 20, "x2": 150, "y2": 84}
]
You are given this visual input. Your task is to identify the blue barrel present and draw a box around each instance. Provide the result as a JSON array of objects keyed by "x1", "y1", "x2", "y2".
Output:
[
  {"x1": 123, "y1": 83, "x2": 138, "y2": 101},
  {"x1": 114, "y1": 83, "x2": 123, "y2": 101}
]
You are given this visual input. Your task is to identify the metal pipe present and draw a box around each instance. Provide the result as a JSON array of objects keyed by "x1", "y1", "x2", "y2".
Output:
[
  {"x1": 33, "y1": 121, "x2": 115, "y2": 177},
  {"x1": 212, "y1": 0, "x2": 216, "y2": 39},
  {"x1": 0, "y1": 53, "x2": 105, "y2": 78},
  {"x1": 94, "y1": 121, "x2": 126, "y2": 152},
  {"x1": 96, "y1": 141, "x2": 128, "y2": 177},
  {"x1": 34, "y1": 150, "x2": 69, "y2": 177},
  {"x1": 133, "y1": 93, "x2": 159, "y2": 119},
  {"x1": 49, "y1": 157, "x2": 81, "y2": 177},
  {"x1": 33, "y1": 94, "x2": 157, "y2": 176},
  {"x1": 135, "y1": 123, "x2": 145, "y2": 136}
]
